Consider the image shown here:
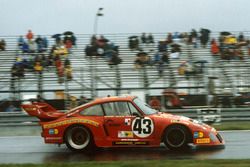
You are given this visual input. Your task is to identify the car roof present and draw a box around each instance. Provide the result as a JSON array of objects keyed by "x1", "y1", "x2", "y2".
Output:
[
  {"x1": 68, "y1": 95, "x2": 137, "y2": 113},
  {"x1": 67, "y1": 95, "x2": 137, "y2": 114},
  {"x1": 91, "y1": 95, "x2": 137, "y2": 105}
]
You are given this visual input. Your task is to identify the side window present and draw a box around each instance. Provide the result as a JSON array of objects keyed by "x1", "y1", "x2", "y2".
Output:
[
  {"x1": 103, "y1": 102, "x2": 117, "y2": 116},
  {"x1": 80, "y1": 104, "x2": 103, "y2": 116},
  {"x1": 103, "y1": 102, "x2": 131, "y2": 116},
  {"x1": 116, "y1": 102, "x2": 131, "y2": 116},
  {"x1": 128, "y1": 102, "x2": 141, "y2": 116}
]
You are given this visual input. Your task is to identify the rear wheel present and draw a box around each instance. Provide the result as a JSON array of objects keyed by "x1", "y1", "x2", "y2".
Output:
[
  {"x1": 163, "y1": 125, "x2": 191, "y2": 150},
  {"x1": 65, "y1": 125, "x2": 94, "y2": 152}
]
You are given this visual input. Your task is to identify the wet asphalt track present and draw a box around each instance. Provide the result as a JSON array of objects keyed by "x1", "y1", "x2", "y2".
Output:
[{"x1": 0, "y1": 131, "x2": 249, "y2": 163}]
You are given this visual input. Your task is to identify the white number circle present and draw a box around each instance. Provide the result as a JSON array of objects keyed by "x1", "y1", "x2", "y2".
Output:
[{"x1": 132, "y1": 117, "x2": 154, "y2": 138}]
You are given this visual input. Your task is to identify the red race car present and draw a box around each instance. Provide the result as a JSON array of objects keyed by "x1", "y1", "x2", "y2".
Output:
[{"x1": 22, "y1": 95, "x2": 224, "y2": 151}]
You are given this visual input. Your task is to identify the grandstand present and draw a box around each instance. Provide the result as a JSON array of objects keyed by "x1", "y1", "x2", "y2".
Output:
[{"x1": 0, "y1": 31, "x2": 250, "y2": 110}]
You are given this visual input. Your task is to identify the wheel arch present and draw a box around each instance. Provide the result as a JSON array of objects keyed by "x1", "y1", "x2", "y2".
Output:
[
  {"x1": 161, "y1": 123, "x2": 193, "y2": 143},
  {"x1": 63, "y1": 123, "x2": 94, "y2": 143}
]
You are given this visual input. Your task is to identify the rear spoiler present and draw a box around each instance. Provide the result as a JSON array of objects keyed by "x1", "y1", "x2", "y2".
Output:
[{"x1": 21, "y1": 102, "x2": 65, "y2": 122}]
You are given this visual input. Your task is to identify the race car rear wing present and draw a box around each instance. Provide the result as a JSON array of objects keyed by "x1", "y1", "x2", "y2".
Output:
[{"x1": 21, "y1": 102, "x2": 65, "y2": 122}]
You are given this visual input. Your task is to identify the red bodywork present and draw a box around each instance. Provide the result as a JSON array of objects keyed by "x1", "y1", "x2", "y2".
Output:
[{"x1": 21, "y1": 96, "x2": 224, "y2": 148}]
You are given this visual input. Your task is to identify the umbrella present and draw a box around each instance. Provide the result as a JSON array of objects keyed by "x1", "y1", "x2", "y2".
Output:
[
  {"x1": 99, "y1": 38, "x2": 109, "y2": 43},
  {"x1": 129, "y1": 36, "x2": 138, "y2": 39},
  {"x1": 194, "y1": 60, "x2": 208, "y2": 64},
  {"x1": 63, "y1": 31, "x2": 74, "y2": 36},
  {"x1": 221, "y1": 31, "x2": 231, "y2": 36},
  {"x1": 137, "y1": 52, "x2": 147, "y2": 56},
  {"x1": 170, "y1": 43, "x2": 181, "y2": 47},
  {"x1": 51, "y1": 34, "x2": 61, "y2": 38},
  {"x1": 208, "y1": 76, "x2": 218, "y2": 79}
]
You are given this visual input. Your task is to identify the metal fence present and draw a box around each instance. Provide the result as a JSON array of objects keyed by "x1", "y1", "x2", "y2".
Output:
[{"x1": 1, "y1": 107, "x2": 250, "y2": 127}]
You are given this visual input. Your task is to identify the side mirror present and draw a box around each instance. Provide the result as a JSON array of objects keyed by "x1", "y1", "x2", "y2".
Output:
[{"x1": 132, "y1": 112, "x2": 143, "y2": 118}]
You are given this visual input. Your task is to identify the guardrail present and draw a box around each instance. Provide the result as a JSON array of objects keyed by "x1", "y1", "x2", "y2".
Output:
[{"x1": 1, "y1": 107, "x2": 250, "y2": 126}]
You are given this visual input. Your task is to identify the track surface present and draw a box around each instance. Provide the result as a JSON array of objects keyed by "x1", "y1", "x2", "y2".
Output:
[{"x1": 0, "y1": 131, "x2": 249, "y2": 163}]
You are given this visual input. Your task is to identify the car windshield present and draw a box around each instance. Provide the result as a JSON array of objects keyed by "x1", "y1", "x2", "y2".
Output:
[{"x1": 133, "y1": 97, "x2": 157, "y2": 115}]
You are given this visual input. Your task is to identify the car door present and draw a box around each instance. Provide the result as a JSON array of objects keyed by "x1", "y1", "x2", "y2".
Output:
[
  {"x1": 103, "y1": 101, "x2": 155, "y2": 145},
  {"x1": 103, "y1": 102, "x2": 133, "y2": 139}
]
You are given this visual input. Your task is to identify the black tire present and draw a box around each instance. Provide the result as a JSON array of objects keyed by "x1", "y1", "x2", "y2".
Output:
[
  {"x1": 163, "y1": 125, "x2": 191, "y2": 150},
  {"x1": 64, "y1": 125, "x2": 95, "y2": 152}
]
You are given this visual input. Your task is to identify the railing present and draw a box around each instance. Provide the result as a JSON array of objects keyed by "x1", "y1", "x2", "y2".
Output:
[{"x1": 1, "y1": 107, "x2": 250, "y2": 126}]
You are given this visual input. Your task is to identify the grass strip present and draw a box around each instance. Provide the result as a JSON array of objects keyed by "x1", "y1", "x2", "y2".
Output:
[
  {"x1": 213, "y1": 121, "x2": 250, "y2": 131},
  {"x1": 1, "y1": 160, "x2": 250, "y2": 167}
]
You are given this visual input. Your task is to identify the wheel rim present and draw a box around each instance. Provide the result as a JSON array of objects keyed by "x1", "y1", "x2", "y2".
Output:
[
  {"x1": 67, "y1": 127, "x2": 90, "y2": 150},
  {"x1": 166, "y1": 128, "x2": 186, "y2": 148}
]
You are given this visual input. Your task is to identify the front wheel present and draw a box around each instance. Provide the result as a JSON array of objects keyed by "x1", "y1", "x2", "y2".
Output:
[
  {"x1": 163, "y1": 125, "x2": 191, "y2": 150},
  {"x1": 64, "y1": 125, "x2": 94, "y2": 152}
]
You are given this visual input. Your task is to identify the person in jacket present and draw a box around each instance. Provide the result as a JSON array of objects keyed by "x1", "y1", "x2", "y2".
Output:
[
  {"x1": 26, "y1": 30, "x2": 34, "y2": 40},
  {"x1": 211, "y1": 39, "x2": 220, "y2": 56}
]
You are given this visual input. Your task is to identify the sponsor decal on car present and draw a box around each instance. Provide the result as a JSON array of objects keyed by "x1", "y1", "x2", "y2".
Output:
[
  {"x1": 49, "y1": 129, "x2": 59, "y2": 135},
  {"x1": 45, "y1": 137, "x2": 62, "y2": 140},
  {"x1": 171, "y1": 119, "x2": 180, "y2": 123},
  {"x1": 125, "y1": 118, "x2": 131, "y2": 126},
  {"x1": 43, "y1": 118, "x2": 99, "y2": 129},
  {"x1": 193, "y1": 131, "x2": 204, "y2": 138},
  {"x1": 118, "y1": 131, "x2": 133, "y2": 138},
  {"x1": 113, "y1": 141, "x2": 149, "y2": 145},
  {"x1": 196, "y1": 138, "x2": 210, "y2": 144}
]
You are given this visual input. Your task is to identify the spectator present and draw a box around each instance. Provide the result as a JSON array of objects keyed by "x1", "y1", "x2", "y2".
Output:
[
  {"x1": 13, "y1": 57, "x2": 25, "y2": 78},
  {"x1": 64, "y1": 39, "x2": 73, "y2": 53},
  {"x1": 158, "y1": 41, "x2": 167, "y2": 52},
  {"x1": 4, "y1": 102, "x2": 18, "y2": 112},
  {"x1": 108, "y1": 51, "x2": 122, "y2": 67},
  {"x1": 28, "y1": 40, "x2": 36, "y2": 53},
  {"x1": 26, "y1": 30, "x2": 34, "y2": 40},
  {"x1": 147, "y1": 33, "x2": 154, "y2": 44},
  {"x1": 42, "y1": 37, "x2": 48, "y2": 51},
  {"x1": 178, "y1": 61, "x2": 196, "y2": 79},
  {"x1": 0, "y1": 39, "x2": 6, "y2": 51},
  {"x1": 71, "y1": 34, "x2": 77, "y2": 46},
  {"x1": 247, "y1": 40, "x2": 250, "y2": 56},
  {"x1": 64, "y1": 58, "x2": 71, "y2": 67},
  {"x1": 141, "y1": 33, "x2": 147, "y2": 44},
  {"x1": 166, "y1": 33, "x2": 173, "y2": 44},
  {"x1": 200, "y1": 28, "x2": 210, "y2": 48},
  {"x1": 85, "y1": 45, "x2": 97, "y2": 57},
  {"x1": 34, "y1": 61, "x2": 43, "y2": 74},
  {"x1": 35, "y1": 35, "x2": 43, "y2": 52},
  {"x1": 134, "y1": 51, "x2": 151, "y2": 69},
  {"x1": 69, "y1": 96, "x2": 78, "y2": 109},
  {"x1": 21, "y1": 42, "x2": 29, "y2": 53},
  {"x1": 161, "y1": 52, "x2": 169, "y2": 64},
  {"x1": 153, "y1": 52, "x2": 161, "y2": 64},
  {"x1": 189, "y1": 29, "x2": 198, "y2": 48},
  {"x1": 18, "y1": 36, "x2": 25, "y2": 49},
  {"x1": 134, "y1": 54, "x2": 144, "y2": 69},
  {"x1": 65, "y1": 65, "x2": 73, "y2": 81},
  {"x1": 149, "y1": 96, "x2": 161, "y2": 110},
  {"x1": 128, "y1": 36, "x2": 139, "y2": 50},
  {"x1": 90, "y1": 35, "x2": 97, "y2": 45},
  {"x1": 157, "y1": 61, "x2": 164, "y2": 77},
  {"x1": 238, "y1": 32, "x2": 245, "y2": 43},
  {"x1": 36, "y1": 94, "x2": 45, "y2": 102},
  {"x1": 78, "y1": 96, "x2": 88, "y2": 105},
  {"x1": 211, "y1": 38, "x2": 220, "y2": 56}
]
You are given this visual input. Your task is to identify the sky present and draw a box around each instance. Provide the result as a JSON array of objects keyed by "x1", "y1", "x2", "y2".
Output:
[{"x1": 0, "y1": 0, "x2": 249, "y2": 36}]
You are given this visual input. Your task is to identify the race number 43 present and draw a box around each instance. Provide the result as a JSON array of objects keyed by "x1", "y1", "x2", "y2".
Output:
[{"x1": 132, "y1": 117, "x2": 154, "y2": 138}]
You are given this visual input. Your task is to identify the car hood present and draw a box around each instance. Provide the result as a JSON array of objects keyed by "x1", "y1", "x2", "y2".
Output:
[{"x1": 154, "y1": 112, "x2": 214, "y2": 131}]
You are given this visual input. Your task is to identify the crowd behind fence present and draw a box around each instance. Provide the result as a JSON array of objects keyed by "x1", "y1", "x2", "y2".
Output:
[{"x1": 1, "y1": 29, "x2": 250, "y2": 111}]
